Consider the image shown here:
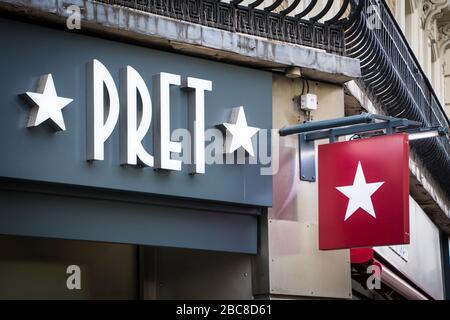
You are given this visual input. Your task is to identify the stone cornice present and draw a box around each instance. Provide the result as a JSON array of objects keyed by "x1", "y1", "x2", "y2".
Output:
[
  {"x1": 438, "y1": 21, "x2": 450, "y2": 55},
  {"x1": 422, "y1": 0, "x2": 449, "y2": 31}
]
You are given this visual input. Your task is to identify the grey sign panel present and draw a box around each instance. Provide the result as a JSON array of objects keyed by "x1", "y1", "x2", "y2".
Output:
[
  {"x1": 0, "y1": 18, "x2": 272, "y2": 207},
  {"x1": 0, "y1": 180, "x2": 258, "y2": 253}
]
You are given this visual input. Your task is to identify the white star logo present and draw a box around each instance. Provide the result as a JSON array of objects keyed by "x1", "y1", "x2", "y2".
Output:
[
  {"x1": 21, "y1": 74, "x2": 73, "y2": 131},
  {"x1": 222, "y1": 106, "x2": 260, "y2": 156},
  {"x1": 336, "y1": 161, "x2": 385, "y2": 221}
]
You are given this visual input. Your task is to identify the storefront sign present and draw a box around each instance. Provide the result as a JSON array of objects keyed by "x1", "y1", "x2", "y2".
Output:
[
  {"x1": 318, "y1": 134, "x2": 410, "y2": 250},
  {"x1": 0, "y1": 19, "x2": 272, "y2": 206},
  {"x1": 21, "y1": 60, "x2": 261, "y2": 176}
]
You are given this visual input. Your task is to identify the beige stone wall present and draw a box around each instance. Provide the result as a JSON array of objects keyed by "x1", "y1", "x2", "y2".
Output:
[{"x1": 261, "y1": 74, "x2": 351, "y2": 299}]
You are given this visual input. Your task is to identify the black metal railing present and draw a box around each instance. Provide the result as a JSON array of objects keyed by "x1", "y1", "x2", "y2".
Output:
[
  {"x1": 345, "y1": 0, "x2": 450, "y2": 197},
  {"x1": 96, "y1": 0, "x2": 361, "y2": 54}
]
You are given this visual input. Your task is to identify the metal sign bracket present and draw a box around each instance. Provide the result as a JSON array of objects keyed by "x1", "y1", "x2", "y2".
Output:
[{"x1": 279, "y1": 113, "x2": 447, "y2": 182}]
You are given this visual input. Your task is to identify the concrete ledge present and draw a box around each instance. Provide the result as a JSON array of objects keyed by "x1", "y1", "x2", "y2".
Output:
[{"x1": 0, "y1": 0, "x2": 361, "y2": 84}]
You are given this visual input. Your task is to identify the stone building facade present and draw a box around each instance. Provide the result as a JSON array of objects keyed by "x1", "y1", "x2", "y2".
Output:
[{"x1": 0, "y1": 0, "x2": 448, "y2": 300}]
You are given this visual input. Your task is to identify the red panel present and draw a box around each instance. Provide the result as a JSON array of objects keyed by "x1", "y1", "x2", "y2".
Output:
[
  {"x1": 350, "y1": 248, "x2": 374, "y2": 264},
  {"x1": 318, "y1": 134, "x2": 410, "y2": 250}
]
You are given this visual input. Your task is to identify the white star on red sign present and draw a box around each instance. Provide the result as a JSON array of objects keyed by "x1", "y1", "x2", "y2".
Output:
[{"x1": 336, "y1": 161, "x2": 385, "y2": 221}]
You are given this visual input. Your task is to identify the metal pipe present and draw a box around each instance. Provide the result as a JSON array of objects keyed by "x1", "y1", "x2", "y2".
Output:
[
  {"x1": 279, "y1": 113, "x2": 374, "y2": 136},
  {"x1": 380, "y1": 264, "x2": 429, "y2": 300}
]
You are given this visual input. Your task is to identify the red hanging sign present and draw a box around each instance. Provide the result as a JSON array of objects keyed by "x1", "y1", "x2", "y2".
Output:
[{"x1": 318, "y1": 134, "x2": 410, "y2": 250}]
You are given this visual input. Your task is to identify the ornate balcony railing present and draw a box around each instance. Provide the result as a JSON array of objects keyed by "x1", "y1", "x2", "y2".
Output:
[
  {"x1": 345, "y1": 0, "x2": 450, "y2": 197},
  {"x1": 97, "y1": 0, "x2": 361, "y2": 54}
]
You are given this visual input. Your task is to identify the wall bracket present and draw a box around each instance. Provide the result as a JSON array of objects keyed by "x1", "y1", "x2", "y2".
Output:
[{"x1": 279, "y1": 113, "x2": 447, "y2": 182}]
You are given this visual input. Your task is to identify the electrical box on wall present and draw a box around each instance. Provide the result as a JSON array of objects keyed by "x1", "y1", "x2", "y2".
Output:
[{"x1": 301, "y1": 94, "x2": 318, "y2": 111}]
